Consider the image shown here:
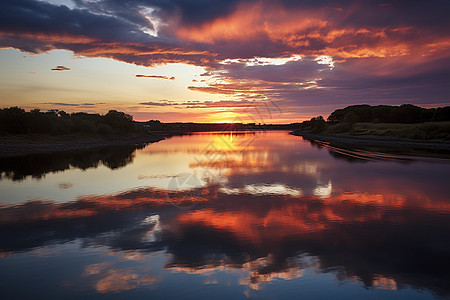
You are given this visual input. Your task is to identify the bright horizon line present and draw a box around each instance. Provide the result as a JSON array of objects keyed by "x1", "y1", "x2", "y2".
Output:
[{"x1": 3, "y1": 102, "x2": 448, "y2": 124}]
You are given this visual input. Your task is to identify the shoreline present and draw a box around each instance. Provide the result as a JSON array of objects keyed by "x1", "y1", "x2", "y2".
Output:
[
  {"x1": 4, "y1": 130, "x2": 450, "y2": 157},
  {"x1": 0, "y1": 129, "x2": 267, "y2": 156},
  {"x1": 0, "y1": 133, "x2": 167, "y2": 156},
  {"x1": 290, "y1": 131, "x2": 450, "y2": 157}
]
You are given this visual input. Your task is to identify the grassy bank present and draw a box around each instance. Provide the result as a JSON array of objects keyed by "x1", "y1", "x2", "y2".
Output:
[
  {"x1": 0, "y1": 132, "x2": 166, "y2": 156},
  {"x1": 0, "y1": 107, "x2": 171, "y2": 155},
  {"x1": 324, "y1": 121, "x2": 450, "y2": 140},
  {"x1": 291, "y1": 126, "x2": 450, "y2": 159}
]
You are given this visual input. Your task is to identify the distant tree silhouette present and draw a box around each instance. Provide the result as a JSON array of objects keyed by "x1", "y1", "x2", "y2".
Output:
[
  {"x1": 299, "y1": 116, "x2": 326, "y2": 133},
  {"x1": 326, "y1": 104, "x2": 450, "y2": 124},
  {"x1": 434, "y1": 107, "x2": 450, "y2": 122},
  {"x1": 104, "y1": 110, "x2": 133, "y2": 132},
  {"x1": 296, "y1": 104, "x2": 450, "y2": 135},
  {"x1": 0, "y1": 107, "x2": 137, "y2": 136}
]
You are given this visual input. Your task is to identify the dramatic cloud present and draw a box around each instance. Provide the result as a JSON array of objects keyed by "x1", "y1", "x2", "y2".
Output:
[
  {"x1": 3, "y1": 0, "x2": 449, "y2": 65},
  {"x1": 135, "y1": 75, "x2": 175, "y2": 80},
  {"x1": 1, "y1": 0, "x2": 449, "y2": 120},
  {"x1": 51, "y1": 65, "x2": 70, "y2": 71}
]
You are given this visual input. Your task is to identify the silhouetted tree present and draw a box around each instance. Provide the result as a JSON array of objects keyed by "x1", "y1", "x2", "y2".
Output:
[
  {"x1": 326, "y1": 104, "x2": 448, "y2": 124},
  {"x1": 0, "y1": 107, "x2": 139, "y2": 136},
  {"x1": 104, "y1": 110, "x2": 134, "y2": 132},
  {"x1": 434, "y1": 107, "x2": 450, "y2": 122},
  {"x1": 344, "y1": 111, "x2": 360, "y2": 123}
]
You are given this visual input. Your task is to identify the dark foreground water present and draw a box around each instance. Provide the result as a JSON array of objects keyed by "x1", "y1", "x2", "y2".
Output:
[{"x1": 1, "y1": 131, "x2": 449, "y2": 299}]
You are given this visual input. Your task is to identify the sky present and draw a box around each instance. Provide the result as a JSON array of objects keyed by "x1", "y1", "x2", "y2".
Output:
[{"x1": 0, "y1": 0, "x2": 449, "y2": 123}]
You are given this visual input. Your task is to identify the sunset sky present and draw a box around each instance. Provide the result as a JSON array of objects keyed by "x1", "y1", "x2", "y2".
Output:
[{"x1": 1, "y1": 0, "x2": 449, "y2": 123}]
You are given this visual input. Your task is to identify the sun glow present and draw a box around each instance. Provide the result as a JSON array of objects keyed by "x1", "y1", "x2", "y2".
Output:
[{"x1": 207, "y1": 111, "x2": 243, "y2": 123}]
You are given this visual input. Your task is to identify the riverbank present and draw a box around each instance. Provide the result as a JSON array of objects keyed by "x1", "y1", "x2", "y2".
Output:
[
  {"x1": 0, "y1": 132, "x2": 168, "y2": 156},
  {"x1": 291, "y1": 131, "x2": 450, "y2": 158},
  {"x1": 0, "y1": 129, "x2": 269, "y2": 156}
]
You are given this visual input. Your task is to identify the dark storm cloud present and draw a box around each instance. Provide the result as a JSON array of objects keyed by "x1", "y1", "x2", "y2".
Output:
[
  {"x1": 2, "y1": 0, "x2": 449, "y2": 63},
  {"x1": 278, "y1": 0, "x2": 450, "y2": 27},
  {"x1": 73, "y1": 0, "x2": 450, "y2": 30},
  {"x1": 74, "y1": 0, "x2": 243, "y2": 26},
  {"x1": 0, "y1": 0, "x2": 154, "y2": 44},
  {"x1": 0, "y1": 0, "x2": 214, "y2": 66}
]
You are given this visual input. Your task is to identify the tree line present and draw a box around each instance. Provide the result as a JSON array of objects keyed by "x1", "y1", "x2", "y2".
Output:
[
  {"x1": 0, "y1": 107, "x2": 136, "y2": 135},
  {"x1": 300, "y1": 104, "x2": 450, "y2": 133}
]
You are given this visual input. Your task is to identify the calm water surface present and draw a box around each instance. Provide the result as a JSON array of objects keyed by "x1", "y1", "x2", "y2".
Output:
[{"x1": 1, "y1": 131, "x2": 449, "y2": 299}]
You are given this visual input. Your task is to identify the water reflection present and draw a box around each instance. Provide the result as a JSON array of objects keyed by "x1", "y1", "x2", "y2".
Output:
[
  {"x1": 1, "y1": 185, "x2": 449, "y2": 297},
  {"x1": 303, "y1": 136, "x2": 450, "y2": 161},
  {"x1": 0, "y1": 144, "x2": 145, "y2": 181},
  {"x1": 0, "y1": 131, "x2": 449, "y2": 299}
]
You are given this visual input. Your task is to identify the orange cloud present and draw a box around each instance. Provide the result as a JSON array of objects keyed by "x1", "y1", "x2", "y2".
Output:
[
  {"x1": 96, "y1": 271, "x2": 157, "y2": 293},
  {"x1": 176, "y1": 1, "x2": 449, "y2": 60},
  {"x1": 0, "y1": 187, "x2": 208, "y2": 224},
  {"x1": 0, "y1": 32, "x2": 97, "y2": 45},
  {"x1": 170, "y1": 255, "x2": 305, "y2": 290},
  {"x1": 177, "y1": 2, "x2": 327, "y2": 44},
  {"x1": 176, "y1": 191, "x2": 414, "y2": 245},
  {"x1": 85, "y1": 266, "x2": 157, "y2": 293}
]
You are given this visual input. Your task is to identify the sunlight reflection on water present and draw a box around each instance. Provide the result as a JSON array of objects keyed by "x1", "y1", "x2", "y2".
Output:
[{"x1": 0, "y1": 131, "x2": 449, "y2": 299}]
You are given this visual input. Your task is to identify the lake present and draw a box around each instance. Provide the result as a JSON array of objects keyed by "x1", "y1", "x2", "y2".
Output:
[{"x1": 1, "y1": 131, "x2": 449, "y2": 299}]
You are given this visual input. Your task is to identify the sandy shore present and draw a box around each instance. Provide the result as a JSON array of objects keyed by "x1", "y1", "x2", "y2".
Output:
[
  {"x1": 291, "y1": 131, "x2": 450, "y2": 152},
  {"x1": 0, "y1": 134, "x2": 166, "y2": 156}
]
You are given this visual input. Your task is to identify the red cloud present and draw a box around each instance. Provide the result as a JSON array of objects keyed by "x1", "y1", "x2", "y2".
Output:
[{"x1": 2, "y1": 0, "x2": 449, "y2": 66}]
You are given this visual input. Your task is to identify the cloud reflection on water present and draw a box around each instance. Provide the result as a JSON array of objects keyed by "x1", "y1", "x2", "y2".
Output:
[{"x1": 0, "y1": 131, "x2": 449, "y2": 298}]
